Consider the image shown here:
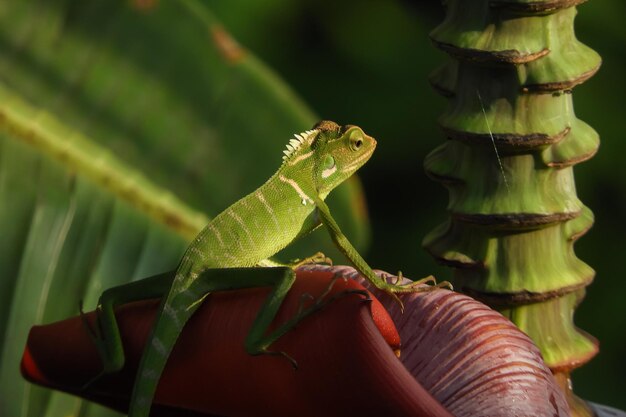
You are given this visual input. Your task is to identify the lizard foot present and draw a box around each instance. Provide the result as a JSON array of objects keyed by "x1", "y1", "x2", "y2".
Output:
[
  {"x1": 296, "y1": 272, "x2": 371, "y2": 317},
  {"x1": 78, "y1": 302, "x2": 108, "y2": 390},
  {"x1": 400, "y1": 275, "x2": 453, "y2": 292},
  {"x1": 385, "y1": 274, "x2": 452, "y2": 293},
  {"x1": 77, "y1": 302, "x2": 125, "y2": 390},
  {"x1": 249, "y1": 285, "x2": 370, "y2": 370},
  {"x1": 290, "y1": 252, "x2": 333, "y2": 268},
  {"x1": 378, "y1": 275, "x2": 453, "y2": 313}
]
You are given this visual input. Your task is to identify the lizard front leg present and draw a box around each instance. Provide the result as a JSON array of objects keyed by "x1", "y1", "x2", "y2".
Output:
[{"x1": 314, "y1": 197, "x2": 451, "y2": 310}]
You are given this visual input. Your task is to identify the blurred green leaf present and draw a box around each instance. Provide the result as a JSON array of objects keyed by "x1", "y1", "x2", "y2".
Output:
[
  {"x1": 0, "y1": 1, "x2": 370, "y2": 416},
  {"x1": 2, "y1": 0, "x2": 624, "y2": 413}
]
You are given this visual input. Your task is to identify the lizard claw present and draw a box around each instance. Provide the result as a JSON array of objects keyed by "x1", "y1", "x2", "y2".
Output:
[
  {"x1": 78, "y1": 300, "x2": 98, "y2": 339},
  {"x1": 392, "y1": 271, "x2": 404, "y2": 286},
  {"x1": 291, "y1": 252, "x2": 333, "y2": 268},
  {"x1": 400, "y1": 276, "x2": 452, "y2": 291},
  {"x1": 385, "y1": 274, "x2": 450, "y2": 293},
  {"x1": 262, "y1": 349, "x2": 299, "y2": 370},
  {"x1": 297, "y1": 292, "x2": 315, "y2": 315},
  {"x1": 388, "y1": 291, "x2": 405, "y2": 313},
  {"x1": 77, "y1": 302, "x2": 108, "y2": 390},
  {"x1": 377, "y1": 274, "x2": 453, "y2": 314}
]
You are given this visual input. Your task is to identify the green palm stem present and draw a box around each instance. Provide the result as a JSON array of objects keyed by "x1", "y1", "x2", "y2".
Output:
[{"x1": 424, "y1": 1, "x2": 601, "y2": 416}]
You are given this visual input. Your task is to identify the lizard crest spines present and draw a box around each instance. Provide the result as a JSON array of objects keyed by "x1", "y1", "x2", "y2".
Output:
[{"x1": 282, "y1": 129, "x2": 318, "y2": 163}]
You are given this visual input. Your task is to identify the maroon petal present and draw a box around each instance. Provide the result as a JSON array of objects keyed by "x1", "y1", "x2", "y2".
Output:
[
  {"x1": 318, "y1": 265, "x2": 571, "y2": 417},
  {"x1": 22, "y1": 268, "x2": 452, "y2": 417}
]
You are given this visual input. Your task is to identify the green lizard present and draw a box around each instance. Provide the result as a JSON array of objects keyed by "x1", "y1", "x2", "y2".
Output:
[{"x1": 83, "y1": 121, "x2": 445, "y2": 417}]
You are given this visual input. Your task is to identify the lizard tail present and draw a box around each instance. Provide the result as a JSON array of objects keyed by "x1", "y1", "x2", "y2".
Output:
[{"x1": 127, "y1": 289, "x2": 204, "y2": 417}]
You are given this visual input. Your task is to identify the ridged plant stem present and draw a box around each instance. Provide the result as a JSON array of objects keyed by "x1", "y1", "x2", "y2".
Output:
[{"x1": 425, "y1": 1, "x2": 601, "y2": 415}]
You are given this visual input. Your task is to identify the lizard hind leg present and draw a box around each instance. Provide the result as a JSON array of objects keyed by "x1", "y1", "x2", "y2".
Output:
[{"x1": 77, "y1": 270, "x2": 175, "y2": 390}]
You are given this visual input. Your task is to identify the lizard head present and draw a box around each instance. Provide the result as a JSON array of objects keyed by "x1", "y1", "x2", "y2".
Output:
[
  {"x1": 310, "y1": 121, "x2": 376, "y2": 198},
  {"x1": 281, "y1": 121, "x2": 376, "y2": 199}
]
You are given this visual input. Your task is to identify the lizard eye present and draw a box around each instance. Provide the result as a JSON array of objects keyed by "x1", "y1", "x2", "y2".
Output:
[{"x1": 350, "y1": 133, "x2": 364, "y2": 151}]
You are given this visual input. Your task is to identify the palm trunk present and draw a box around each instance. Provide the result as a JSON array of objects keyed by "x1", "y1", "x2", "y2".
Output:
[{"x1": 425, "y1": 1, "x2": 601, "y2": 415}]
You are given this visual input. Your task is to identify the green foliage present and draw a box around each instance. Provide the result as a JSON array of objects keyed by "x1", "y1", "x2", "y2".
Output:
[
  {"x1": 0, "y1": 0, "x2": 623, "y2": 414},
  {"x1": 0, "y1": 1, "x2": 369, "y2": 416}
]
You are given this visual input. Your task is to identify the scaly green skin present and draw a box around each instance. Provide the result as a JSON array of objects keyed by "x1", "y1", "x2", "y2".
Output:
[{"x1": 85, "y1": 121, "x2": 439, "y2": 417}]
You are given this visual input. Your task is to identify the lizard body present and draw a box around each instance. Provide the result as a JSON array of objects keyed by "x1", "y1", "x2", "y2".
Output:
[
  {"x1": 85, "y1": 121, "x2": 444, "y2": 417},
  {"x1": 129, "y1": 125, "x2": 339, "y2": 412}
]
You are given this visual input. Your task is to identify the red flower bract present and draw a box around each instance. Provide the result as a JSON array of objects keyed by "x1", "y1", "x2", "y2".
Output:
[{"x1": 21, "y1": 266, "x2": 569, "y2": 417}]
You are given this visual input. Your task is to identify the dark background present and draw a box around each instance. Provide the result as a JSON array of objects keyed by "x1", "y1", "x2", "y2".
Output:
[{"x1": 208, "y1": 0, "x2": 625, "y2": 410}]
